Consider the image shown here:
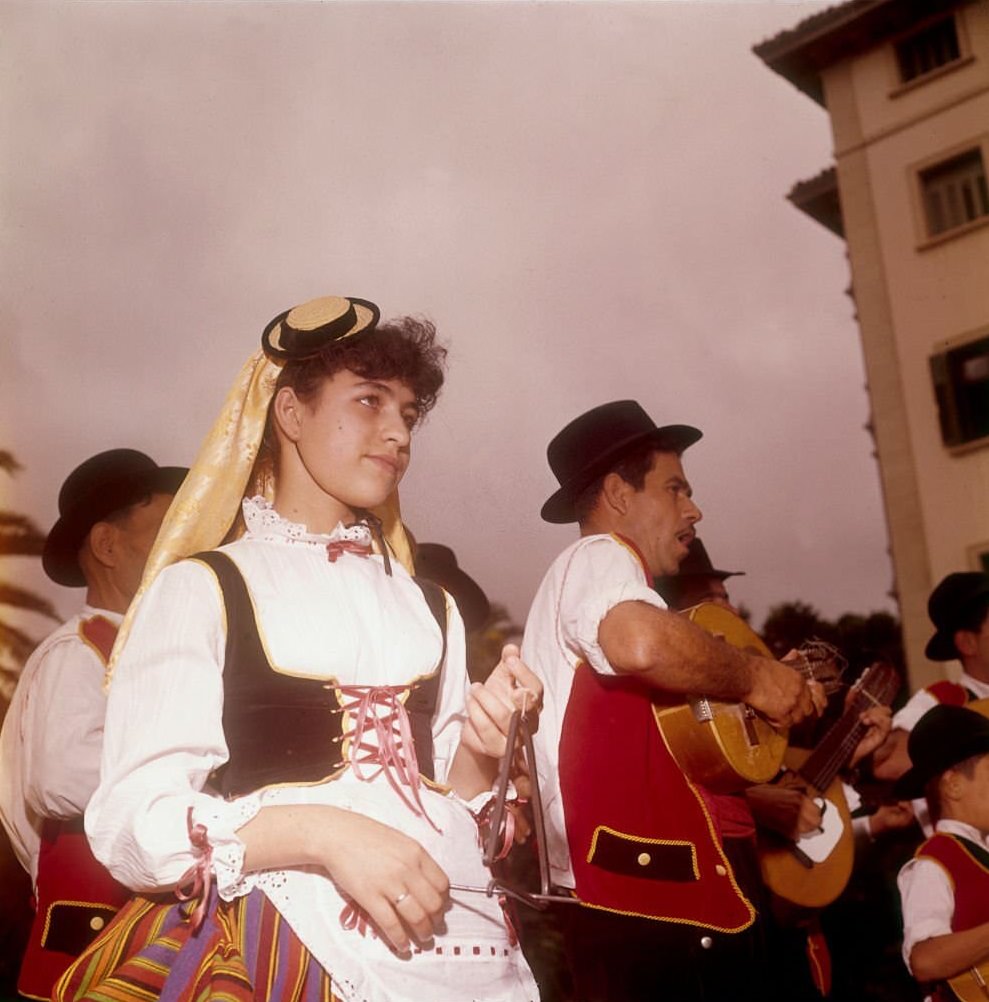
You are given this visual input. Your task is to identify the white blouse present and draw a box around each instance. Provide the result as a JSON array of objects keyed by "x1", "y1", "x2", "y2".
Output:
[
  {"x1": 86, "y1": 498, "x2": 537, "y2": 1002},
  {"x1": 0, "y1": 605, "x2": 121, "y2": 884}
]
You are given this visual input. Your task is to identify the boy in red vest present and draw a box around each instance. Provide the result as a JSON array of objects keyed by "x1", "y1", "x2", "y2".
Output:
[{"x1": 896, "y1": 703, "x2": 989, "y2": 997}]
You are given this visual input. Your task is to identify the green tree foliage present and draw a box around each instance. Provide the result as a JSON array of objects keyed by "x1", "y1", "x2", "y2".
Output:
[
  {"x1": 0, "y1": 452, "x2": 59, "y2": 707},
  {"x1": 761, "y1": 600, "x2": 905, "y2": 676}
]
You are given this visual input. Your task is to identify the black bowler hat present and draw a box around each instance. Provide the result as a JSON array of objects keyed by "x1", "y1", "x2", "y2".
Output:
[
  {"x1": 42, "y1": 450, "x2": 187, "y2": 587},
  {"x1": 262, "y1": 296, "x2": 379, "y2": 361},
  {"x1": 925, "y1": 572, "x2": 989, "y2": 661},
  {"x1": 540, "y1": 400, "x2": 702, "y2": 524},
  {"x1": 654, "y1": 538, "x2": 744, "y2": 604},
  {"x1": 415, "y1": 543, "x2": 491, "y2": 633},
  {"x1": 893, "y1": 704, "x2": 989, "y2": 799}
]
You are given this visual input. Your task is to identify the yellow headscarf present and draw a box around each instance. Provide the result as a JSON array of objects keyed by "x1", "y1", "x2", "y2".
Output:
[{"x1": 105, "y1": 299, "x2": 414, "y2": 688}]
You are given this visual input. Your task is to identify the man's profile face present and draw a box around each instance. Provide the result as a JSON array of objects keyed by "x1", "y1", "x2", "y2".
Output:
[
  {"x1": 675, "y1": 576, "x2": 738, "y2": 615},
  {"x1": 957, "y1": 612, "x2": 989, "y2": 675},
  {"x1": 112, "y1": 492, "x2": 173, "y2": 601},
  {"x1": 621, "y1": 451, "x2": 701, "y2": 578}
]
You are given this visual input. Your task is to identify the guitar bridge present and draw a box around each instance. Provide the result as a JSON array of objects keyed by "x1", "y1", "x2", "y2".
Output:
[{"x1": 689, "y1": 697, "x2": 714, "y2": 723}]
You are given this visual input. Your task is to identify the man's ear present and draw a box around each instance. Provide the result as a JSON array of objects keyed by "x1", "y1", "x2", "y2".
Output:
[
  {"x1": 86, "y1": 521, "x2": 118, "y2": 570},
  {"x1": 955, "y1": 629, "x2": 978, "y2": 659},
  {"x1": 600, "y1": 471, "x2": 631, "y2": 516},
  {"x1": 272, "y1": 386, "x2": 305, "y2": 443},
  {"x1": 940, "y1": 768, "x2": 965, "y2": 806}
]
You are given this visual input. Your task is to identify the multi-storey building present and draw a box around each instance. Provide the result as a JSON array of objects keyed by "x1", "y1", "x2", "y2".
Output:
[{"x1": 756, "y1": 0, "x2": 989, "y2": 688}]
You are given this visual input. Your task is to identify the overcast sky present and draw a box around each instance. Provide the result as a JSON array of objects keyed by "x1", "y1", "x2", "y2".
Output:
[{"x1": 0, "y1": 0, "x2": 897, "y2": 638}]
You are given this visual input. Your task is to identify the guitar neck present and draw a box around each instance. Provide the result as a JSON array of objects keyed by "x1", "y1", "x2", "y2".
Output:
[
  {"x1": 796, "y1": 702, "x2": 868, "y2": 793},
  {"x1": 795, "y1": 663, "x2": 901, "y2": 793}
]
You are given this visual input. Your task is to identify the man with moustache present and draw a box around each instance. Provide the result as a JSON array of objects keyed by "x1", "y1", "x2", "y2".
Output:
[
  {"x1": 0, "y1": 449, "x2": 185, "y2": 1000},
  {"x1": 521, "y1": 401, "x2": 820, "y2": 1002}
]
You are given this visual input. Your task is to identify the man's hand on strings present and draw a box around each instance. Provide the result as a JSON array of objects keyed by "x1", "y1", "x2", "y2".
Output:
[{"x1": 848, "y1": 703, "x2": 892, "y2": 766}]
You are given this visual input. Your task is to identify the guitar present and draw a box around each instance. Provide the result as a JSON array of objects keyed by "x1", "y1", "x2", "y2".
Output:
[
  {"x1": 948, "y1": 963, "x2": 989, "y2": 1001},
  {"x1": 756, "y1": 660, "x2": 901, "y2": 908},
  {"x1": 652, "y1": 603, "x2": 843, "y2": 794}
]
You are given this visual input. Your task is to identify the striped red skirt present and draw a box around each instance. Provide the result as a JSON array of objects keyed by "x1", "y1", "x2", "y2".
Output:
[{"x1": 53, "y1": 886, "x2": 337, "y2": 1002}]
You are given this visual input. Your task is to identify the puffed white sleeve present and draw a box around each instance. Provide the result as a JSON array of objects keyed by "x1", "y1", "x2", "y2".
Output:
[
  {"x1": 898, "y1": 854, "x2": 955, "y2": 973},
  {"x1": 85, "y1": 558, "x2": 260, "y2": 895},
  {"x1": 892, "y1": 688, "x2": 938, "y2": 732},
  {"x1": 22, "y1": 636, "x2": 106, "y2": 819},
  {"x1": 558, "y1": 536, "x2": 667, "y2": 677},
  {"x1": 429, "y1": 591, "x2": 468, "y2": 786}
]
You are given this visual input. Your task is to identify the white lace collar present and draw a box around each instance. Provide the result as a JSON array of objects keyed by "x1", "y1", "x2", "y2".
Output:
[{"x1": 241, "y1": 496, "x2": 373, "y2": 550}]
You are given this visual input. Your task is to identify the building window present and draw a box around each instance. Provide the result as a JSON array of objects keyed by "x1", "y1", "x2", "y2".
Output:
[
  {"x1": 930, "y1": 335, "x2": 989, "y2": 448},
  {"x1": 895, "y1": 15, "x2": 961, "y2": 83},
  {"x1": 920, "y1": 149, "x2": 989, "y2": 237}
]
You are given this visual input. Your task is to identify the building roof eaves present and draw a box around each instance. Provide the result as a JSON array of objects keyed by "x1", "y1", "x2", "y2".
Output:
[{"x1": 753, "y1": 0, "x2": 963, "y2": 105}]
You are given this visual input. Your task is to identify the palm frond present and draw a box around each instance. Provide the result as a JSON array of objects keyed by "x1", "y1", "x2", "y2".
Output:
[
  {"x1": 0, "y1": 621, "x2": 38, "y2": 667},
  {"x1": 0, "y1": 513, "x2": 46, "y2": 557},
  {"x1": 0, "y1": 583, "x2": 59, "y2": 621}
]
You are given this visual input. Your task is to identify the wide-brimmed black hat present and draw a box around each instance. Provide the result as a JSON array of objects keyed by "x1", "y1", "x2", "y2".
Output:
[
  {"x1": 893, "y1": 704, "x2": 989, "y2": 799},
  {"x1": 42, "y1": 450, "x2": 188, "y2": 587},
  {"x1": 925, "y1": 571, "x2": 989, "y2": 661},
  {"x1": 415, "y1": 543, "x2": 491, "y2": 633},
  {"x1": 541, "y1": 400, "x2": 702, "y2": 524},
  {"x1": 654, "y1": 537, "x2": 744, "y2": 604},
  {"x1": 262, "y1": 295, "x2": 379, "y2": 361}
]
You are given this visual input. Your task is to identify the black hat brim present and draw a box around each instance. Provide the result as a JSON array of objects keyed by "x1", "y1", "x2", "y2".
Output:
[
  {"x1": 42, "y1": 465, "x2": 187, "y2": 587},
  {"x1": 541, "y1": 424, "x2": 702, "y2": 524},
  {"x1": 893, "y1": 728, "x2": 989, "y2": 799},
  {"x1": 925, "y1": 630, "x2": 961, "y2": 662}
]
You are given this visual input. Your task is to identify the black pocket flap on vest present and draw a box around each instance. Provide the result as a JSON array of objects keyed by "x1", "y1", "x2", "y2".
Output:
[
  {"x1": 588, "y1": 827, "x2": 698, "y2": 882},
  {"x1": 42, "y1": 901, "x2": 119, "y2": 955}
]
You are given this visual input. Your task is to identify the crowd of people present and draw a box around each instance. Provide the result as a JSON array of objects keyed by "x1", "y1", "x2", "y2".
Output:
[{"x1": 1, "y1": 294, "x2": 987, "y2": 1002}]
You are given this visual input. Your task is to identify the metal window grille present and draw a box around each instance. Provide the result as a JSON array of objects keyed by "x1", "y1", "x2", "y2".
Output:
[
  {"x1": 930, "y1": 335, "x2": 989, "y2": 448},
  {"x1": 921, "y1": 149, "x2": 989, "y2": 237},
  {"x1": 895, "y1": 16, "x2": 961, "y2": 82}
]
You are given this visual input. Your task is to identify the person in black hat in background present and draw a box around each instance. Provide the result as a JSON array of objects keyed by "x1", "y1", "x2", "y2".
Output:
[
  {"x1": 896, "y1": 704, "x2": 989, "y2": 993},
  {"x1": 872, "y1": 572, "x2": 989, "y2": 818},
  {"x1": 414, "y1": 542, "x2": 493, "y2": 682},
  {"x1": 0, "y1": 449, "x2": 185, "y2": 1000},
  {"x1": 521, "y1": 400, "x2": 822, "y2": 1002},
  {"x1": 654, "y1": 536, "x2": 744, "y2": 615}
]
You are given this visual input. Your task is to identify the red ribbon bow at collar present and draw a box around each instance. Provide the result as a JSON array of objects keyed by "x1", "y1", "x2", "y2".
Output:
[{"x1": 326, "y1": 539, "x2": 373, "y2": 562}]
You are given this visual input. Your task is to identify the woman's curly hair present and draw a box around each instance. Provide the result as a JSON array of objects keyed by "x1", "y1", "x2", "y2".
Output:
[
  {"x1": 247, "y1": 316, "x2": 447, "y2": 500},
  {"x1": 275, "y1": 316, "x2": 446, "y2": 417}
]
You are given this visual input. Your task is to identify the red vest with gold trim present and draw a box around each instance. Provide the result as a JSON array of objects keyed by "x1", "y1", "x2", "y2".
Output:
[
  {"x1": 17, "y1": 615, "x2": 131, "y2": 1002},
  {"x1": 558, "y1": 535, "x2": 754, "y2": 932},
  {"x1": 916, "y1": 832, "x2": 989, "y2": 933}
]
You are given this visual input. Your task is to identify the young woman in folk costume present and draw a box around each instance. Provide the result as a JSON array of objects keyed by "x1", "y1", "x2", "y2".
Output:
[{"x1": 55, "y1": 296, "x2": 542, "y2": 1002}]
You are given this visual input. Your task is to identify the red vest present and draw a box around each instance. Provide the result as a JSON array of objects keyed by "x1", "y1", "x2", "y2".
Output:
[
  {"x1": 17, "y1": 615, "x2": 130, "y2": 1002},
  {"x1": 925, "y1": 680, "x2": 975, "y2": 707},
  {"x1": 558, "y1": 535, "x2": 754, "y2": 932},
  {"x1": 916, "y1": 832, "x2": 989, "y2": 933}
]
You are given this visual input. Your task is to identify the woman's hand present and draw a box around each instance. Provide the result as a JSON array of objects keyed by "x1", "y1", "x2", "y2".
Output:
[
  {"x1": 239, "y1": 804, "x2": 449, "y2": 956},
  {"x1": 460, "y1": 644, "x2": 543, "y2": 759},
  {"x1": 447, "y1": 645, "x2": 543, "y2": 798}
]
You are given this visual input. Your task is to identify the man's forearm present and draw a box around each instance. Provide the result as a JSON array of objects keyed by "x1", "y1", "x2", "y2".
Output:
[{"x1": 598, "y1": 600, "x2": 756, "y2": 699}]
